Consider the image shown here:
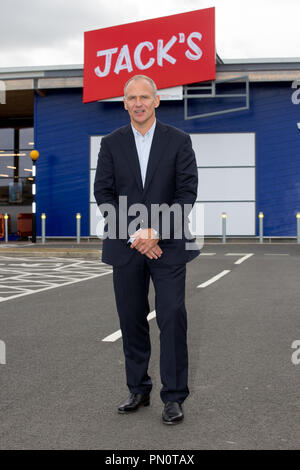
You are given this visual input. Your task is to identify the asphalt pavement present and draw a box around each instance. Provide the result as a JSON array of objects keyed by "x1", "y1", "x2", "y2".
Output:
[{"x1": 0, "y1": 242, "x2": 299, "y2": 450}]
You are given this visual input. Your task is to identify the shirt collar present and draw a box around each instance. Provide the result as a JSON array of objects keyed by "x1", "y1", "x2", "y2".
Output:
[{"x1": 131, "y1": 119, "x2": 156, "y2": 138}]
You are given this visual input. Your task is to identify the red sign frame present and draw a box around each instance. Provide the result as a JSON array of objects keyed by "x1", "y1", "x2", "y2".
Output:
[{"x1": 83, "y1": 8, "x2": 215, "y2": 103}]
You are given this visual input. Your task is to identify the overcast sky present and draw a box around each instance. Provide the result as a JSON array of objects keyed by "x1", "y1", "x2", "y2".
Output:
[{"x1": 0, "y1": 0, "x2": 300, "y2": 68}]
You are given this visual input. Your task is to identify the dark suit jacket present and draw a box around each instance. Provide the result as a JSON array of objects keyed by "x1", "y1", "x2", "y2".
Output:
[{"x1": 94, "y1": 120, "x2": 200, "y2": 266}]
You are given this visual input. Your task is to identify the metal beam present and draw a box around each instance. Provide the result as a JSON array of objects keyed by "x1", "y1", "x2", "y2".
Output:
[{"x1": 184, "y1": 76, "x2": 250, "y2": 120}]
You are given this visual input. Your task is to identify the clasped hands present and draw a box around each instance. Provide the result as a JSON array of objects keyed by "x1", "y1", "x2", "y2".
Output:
[{"x1": 130, "y1": 228, "x2": 162, "y2": 260}]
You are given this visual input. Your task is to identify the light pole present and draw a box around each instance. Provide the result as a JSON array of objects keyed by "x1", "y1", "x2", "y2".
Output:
[
  {"x1": 76, "y1": 213, "x2": 81, "y2": 244},
  {"x1": 258, "y1": 211, "x2": 264, "y2": 243},
  {"x1": 221, "y1": 212, "x2": 227, "y2": 243},
  {"x1": 30, "y1": 150, "x2": 39, "y2": 243}
]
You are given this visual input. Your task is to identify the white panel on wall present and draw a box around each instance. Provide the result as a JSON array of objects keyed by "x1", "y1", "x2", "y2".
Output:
[
  {"x1": 191, "y1": 133, "x2": 255, "y2": 167},
  {"x1": 90, "y1": 169, "x2": 96, "y2": 203},
  {"x1": 198, "y1": 168, "x2": 255, "y2": 201},
  {"x1": 201, "y1": 202, "x2": 256, "y2": 235},
  {"x1": 191, "y1": 133, "x2": 256, "y2": 236},
  {"x1": 90, "y1": 133, "x2": 256, "y2": 237},
  {"x1": 90, "y1": 136, "x2": 103, "y2": 169},
  {"x1": 90, "y1": 203, "x2": 105, "y2": 237}
]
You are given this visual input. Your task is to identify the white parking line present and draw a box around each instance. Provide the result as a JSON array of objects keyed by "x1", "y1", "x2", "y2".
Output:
[
  {"x1": 200, "y1": 253, "x2": 216, "y2": 256},
  {"x1": 102, "y1": 310, "x2": 156, "y2": 342},
  {"x1": 102, "y1": 329, "x2": 122, "y2": 342},
  {"x1": 197, "y1": 270, "x2": 231, "y2": 288},
  {"x1": 264, "y1": 253, "x2": 290, "y2": 256},
  {"x1": 226, "y1": 253, "x2": 254, "y2": 264}
]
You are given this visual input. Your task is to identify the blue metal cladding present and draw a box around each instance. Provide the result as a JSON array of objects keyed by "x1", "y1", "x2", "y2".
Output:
[
  {"x1": 34, "y1": 82, "x2": 300, "y2": 236},
  {"x1": 35, "y1": 90, "x2": 131, "y2": 236}
]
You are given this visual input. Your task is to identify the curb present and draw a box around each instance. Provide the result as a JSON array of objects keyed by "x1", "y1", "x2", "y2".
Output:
[{"x1": 0, "y1": 249, "x2": 102, "y2": 259}]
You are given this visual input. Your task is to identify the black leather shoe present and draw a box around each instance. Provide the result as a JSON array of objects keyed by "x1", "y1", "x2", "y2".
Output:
[
  {"x1": 118, "y1": 393, "x2": 150, "y2": 414},
  {"x1": 162, "y1": 401, "x2": 184, "y2": 425}
]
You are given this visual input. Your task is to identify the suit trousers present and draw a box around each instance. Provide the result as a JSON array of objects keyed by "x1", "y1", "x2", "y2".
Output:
[{"x1": 112, "y1": 249, "x2": 189, "y2": 404}]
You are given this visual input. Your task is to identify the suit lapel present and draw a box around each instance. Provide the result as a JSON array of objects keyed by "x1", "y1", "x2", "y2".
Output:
[
  {"x1": 120, "y1": 124, "x2": 143, "y2": 192},
  {"x1": 143, "y1": 121, "x2": 170, "y2": 195}
]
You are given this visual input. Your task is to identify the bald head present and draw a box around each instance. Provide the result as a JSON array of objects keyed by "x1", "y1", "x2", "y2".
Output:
[{"x1": 124, "y1": 75, "x2": 157, "y2": 99}]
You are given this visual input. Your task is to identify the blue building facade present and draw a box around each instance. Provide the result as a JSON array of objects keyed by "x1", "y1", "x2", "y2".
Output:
[{"x1": 34, "y1": 80, "x2": 300, "y2": 237}]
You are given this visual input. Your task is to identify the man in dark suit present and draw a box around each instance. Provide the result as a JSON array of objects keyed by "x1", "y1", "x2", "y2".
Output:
[{"x1": 94, "y1": 75, "x2": 199, "y2": 425}]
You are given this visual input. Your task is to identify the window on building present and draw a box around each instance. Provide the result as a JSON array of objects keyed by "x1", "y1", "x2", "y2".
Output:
[
  {"x1": 0, "y1": 128, "x2": 14, "y2": 150},
  {"x1": 0, "y1": 127, "x2": 34, "y2": 205}
]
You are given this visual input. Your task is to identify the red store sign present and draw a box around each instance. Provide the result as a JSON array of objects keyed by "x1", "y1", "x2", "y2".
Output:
[{"x1": 83, "y1": 8, "x2": 215, "y2": 103}]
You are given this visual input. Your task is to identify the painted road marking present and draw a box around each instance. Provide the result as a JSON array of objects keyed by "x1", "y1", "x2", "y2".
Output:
[
  {"x1": 197, "y1": 270, "x2": 231, "y2": 288},
  {"x1": 0, "y1": 340, "x2": 6, "y2": 365},
  {"x1": 200, "y1": 253, "x2": 216, "y2": 256},
  {"x1": 0, "y1": 256, "x2": 112, "y2": 303},
  {"x1": 0, "y1": 271, "x2": 111, "y2": 303},
  {"x1": 226, "y1": 253, "x2": 254, "y2": 264},
  {"x1": 102, "y1": 310, "x2": 156, "y2": 342},
  {"x1": 264, "y1": 253, "x2": 290, "y2": 256},
  {"x1": 102, "y1": 329, "x2": 122, "y2": 343}
]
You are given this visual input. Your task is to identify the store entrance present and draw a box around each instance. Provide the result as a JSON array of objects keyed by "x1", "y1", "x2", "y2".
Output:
[{"x1": 0, "y1": 127, "x2": 34, "y2": 240}]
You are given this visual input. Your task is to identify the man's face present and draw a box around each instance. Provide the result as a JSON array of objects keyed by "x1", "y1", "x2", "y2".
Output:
[{"x1": 123, "y1": 78, "x2": 160, "y2": 128}]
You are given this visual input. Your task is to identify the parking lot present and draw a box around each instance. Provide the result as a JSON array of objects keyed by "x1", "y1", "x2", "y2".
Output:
[{"x1": 0, "y1": 244, "x2": 299, "y2": 450}]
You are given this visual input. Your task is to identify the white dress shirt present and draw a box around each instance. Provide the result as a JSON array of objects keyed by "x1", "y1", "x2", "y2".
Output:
[
  {"x1": 128, "y1": 120, "x2": 156, "y2": 244},
  {"x1": 131, "y1": 119, "x2": 156, "y2": 187}
]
